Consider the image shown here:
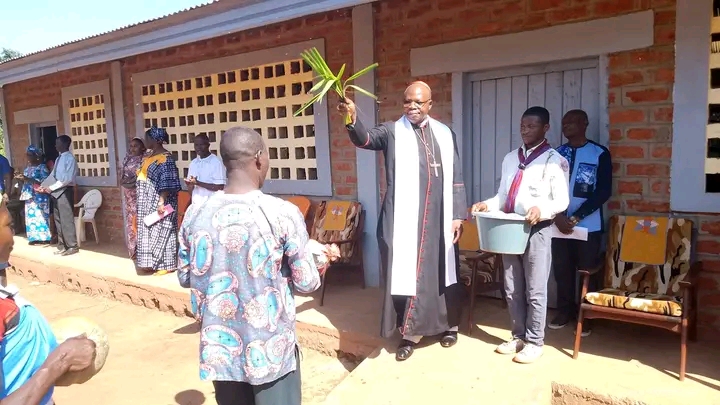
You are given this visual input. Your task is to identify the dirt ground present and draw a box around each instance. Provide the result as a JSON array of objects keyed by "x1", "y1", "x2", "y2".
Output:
[{"x1": 9, "y1": 277, "x2": 357, "y2": 405}]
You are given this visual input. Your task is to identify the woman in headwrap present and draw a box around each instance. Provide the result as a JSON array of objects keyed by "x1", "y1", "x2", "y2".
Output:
[
  {"x1": 121, "y1": 137, "x2": 146, "y2": 259},
  {"x1": 19, "y1": 145, "x2": 52, "y2": 244},
  {"x1": 136, "y1": 127, "x2": 181, "y2": 275}
]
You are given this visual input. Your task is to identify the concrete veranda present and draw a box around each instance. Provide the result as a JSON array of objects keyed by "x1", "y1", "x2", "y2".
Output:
[
  {"x1": 8, "y1": 237, "x2": 720, "y2": 404},
  {"x1": 326, "y1": 297, "x2": 720, "y2": 405}
]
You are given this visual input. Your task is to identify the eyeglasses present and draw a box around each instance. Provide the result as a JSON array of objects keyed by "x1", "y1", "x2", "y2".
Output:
[{"x1": 403, "y1": 99, "x2": 431, "y2": 108}]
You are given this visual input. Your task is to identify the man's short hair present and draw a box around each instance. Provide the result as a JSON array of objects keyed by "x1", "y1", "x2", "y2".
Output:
[
  {"x1": 565, "y1": 109, "x2": 589, "y2": 124},
  {"x1": 219, "y1": 127, "x2": 265, "y2": 167},
  {"x1": 57, "y1": 135, "x2": 72, "y2": 148},
  {"x1": 522, "y1": 106, "x2": 550, "y2": 126}
]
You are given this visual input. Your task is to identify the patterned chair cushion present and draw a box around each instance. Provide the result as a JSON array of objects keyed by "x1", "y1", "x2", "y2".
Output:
[
  {"x1": 585, "y1": 288, "x2": 683, "y2": 317},
  {"x1": 310, "y1": 201, "x2": 362, "y2": 264},
  {"x1": 603, "y1": 216, "x2": 693, "y2": 298},
  {"x1": 459, "y1": 251, "x2": 495, "y2": 286}
]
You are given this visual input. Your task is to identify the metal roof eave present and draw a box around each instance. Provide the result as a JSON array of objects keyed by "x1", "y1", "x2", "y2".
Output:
[{"x1": 0, "y1": 0, "x2": 375, "y2": 87}]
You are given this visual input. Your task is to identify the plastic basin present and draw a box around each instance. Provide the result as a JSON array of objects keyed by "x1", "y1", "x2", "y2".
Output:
[{"x1": 472, "y1": 211, "x2": 531, "y2": 255}]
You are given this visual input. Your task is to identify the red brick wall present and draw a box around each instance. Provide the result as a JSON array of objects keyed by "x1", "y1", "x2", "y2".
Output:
[
  {"x1": 120, "y1": 9, "x2": 357, "y2": 197},
  {"x1": 2, "y1": 63, "x2": 125, "y2": 242},
  {"x1": 1, "y1": 9, "x2": 357, "y2": 244}
]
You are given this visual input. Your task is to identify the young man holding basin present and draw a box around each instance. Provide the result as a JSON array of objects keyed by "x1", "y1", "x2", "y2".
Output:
[{"x1": 472, "y1": 106, "x2": 569, "y2": 364}]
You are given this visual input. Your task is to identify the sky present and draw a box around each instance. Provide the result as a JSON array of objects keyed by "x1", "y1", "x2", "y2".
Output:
[{"x1": 1, "y1": 0, "x2": 210, "y2": 55}]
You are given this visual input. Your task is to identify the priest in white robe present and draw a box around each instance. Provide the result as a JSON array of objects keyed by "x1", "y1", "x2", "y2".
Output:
[{"x1": 339, "y1": 82, "x2": 468, "y2": 361}]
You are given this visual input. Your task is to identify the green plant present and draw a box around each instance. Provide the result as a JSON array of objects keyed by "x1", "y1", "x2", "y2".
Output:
[{"x1": 293, "y1": 47, "x2": 378, "y2": 124}]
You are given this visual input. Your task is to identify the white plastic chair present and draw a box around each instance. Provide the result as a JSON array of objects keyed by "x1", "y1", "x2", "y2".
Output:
[{"x1": 74, "y1": 189, "x2": 102, "y2": 246}]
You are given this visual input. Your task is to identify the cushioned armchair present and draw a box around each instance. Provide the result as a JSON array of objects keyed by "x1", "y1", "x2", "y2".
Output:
[
  {"x1": 310, "y1": 200, "x2": 365, "y2": 306},
  {"x1": 573, "y1": 215, "x2": 701, "y2": 381}
]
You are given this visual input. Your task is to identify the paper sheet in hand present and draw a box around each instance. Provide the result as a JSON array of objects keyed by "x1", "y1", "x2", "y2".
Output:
[
  {"x1": 40, "y1": 174, "x2": 57, "y2": 189},
  {"x1": 551, "y1": 224, "x2": 588, "y2": 241},
  {"x1": 143, "y1": 205, "x2": 175, "y2": 226}
]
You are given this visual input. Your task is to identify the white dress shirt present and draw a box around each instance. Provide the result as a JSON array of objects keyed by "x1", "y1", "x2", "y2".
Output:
[
  {"x1": 484, "y1": 143, "x2": 570, "y2": 220},
  {"x1": 48, "y1": 151, "x2": 78, "y2": 192},
  {"x1": 187, "y1": 153, "x2": 226, "y2": 205}
]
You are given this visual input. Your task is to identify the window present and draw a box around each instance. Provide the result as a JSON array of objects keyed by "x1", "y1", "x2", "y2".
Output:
[
  {"x1": 61, "y1": 80, "x2": 117, "y2": 187},
  {"x1": 670, "y1": 1, "x2": 720, "y2": 212},
  {"x1": 707, "y1": 2, "x2": 720, "y2": 193},
  {"x1": 67, "y1": 94, "x2": 110, "y2": 177},
  {"x1": 132, "y1": 40, "x2": 332, "y2": 196}
]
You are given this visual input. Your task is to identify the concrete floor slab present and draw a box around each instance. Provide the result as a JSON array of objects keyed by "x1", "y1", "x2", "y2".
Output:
[{"x1": 324, "y1": 298, "x2": 720, "y2": 405}]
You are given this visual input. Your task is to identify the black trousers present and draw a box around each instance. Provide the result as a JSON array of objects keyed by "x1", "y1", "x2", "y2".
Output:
[
  {"x1": 52, "y1": 187, "x2": 78, "y2": 250},
  {"x1": 551, "y1": 231, "x2": 603, "y2": 319},
  {"x1": 213, "y1": 349, "x2": 301, "y2": 405}
]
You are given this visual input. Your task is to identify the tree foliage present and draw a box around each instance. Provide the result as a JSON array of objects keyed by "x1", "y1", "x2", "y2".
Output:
[
  {"x1": 0, "y1": 48, "x2": 22, "y2": 63},
  {"x1": 0, "y1": 48, "x2": 19, "y2": 156}
]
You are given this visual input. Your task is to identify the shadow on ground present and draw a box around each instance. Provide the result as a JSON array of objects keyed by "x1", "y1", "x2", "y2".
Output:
[
  {"x1": 466, "y1": 295, "x2": 720, "y2": 390},
  {"x1": 175, "y1": 389, "x2": 206, "y2": 405}
]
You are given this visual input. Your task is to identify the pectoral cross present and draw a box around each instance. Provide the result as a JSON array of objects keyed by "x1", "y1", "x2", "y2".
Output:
[{"x1": 430, "y1": 159, "x2": 441, "y2": 177}]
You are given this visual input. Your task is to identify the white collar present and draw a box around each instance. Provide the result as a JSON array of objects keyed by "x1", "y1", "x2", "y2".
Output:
[
  {"x1": 195, "y1": 154, "x2": 215, "y2": 162},
  {"x1": 521, "y1": 139, "x2": 548, "y2": 156}
]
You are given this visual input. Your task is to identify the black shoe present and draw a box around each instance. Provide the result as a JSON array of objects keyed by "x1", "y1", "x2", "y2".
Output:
[
  {"x1": 395, "y1": 340, "x2": 416, "y2": 361},
  {"x1": 53, "y1": 248, "x2": 66, "y2": 255},
  {"x1": 548, "y1": 313, "x2": 572, "y2": 330},
  {"x1": 439, "y1": 331, "x2": 458, "y2": 348},
  {"x1": 61, "y1": 247, "x2": 79, "y2": 256},
  {"x1": 574, "y1": 321, "x2": 592, "y2": 337}
]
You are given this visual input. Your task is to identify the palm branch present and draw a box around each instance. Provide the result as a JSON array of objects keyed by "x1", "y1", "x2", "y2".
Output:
[{"x1": 293, "y1": 47, "x2": 378, "y2": 124}]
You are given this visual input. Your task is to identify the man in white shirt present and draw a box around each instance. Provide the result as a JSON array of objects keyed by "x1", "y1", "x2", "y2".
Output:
[
  {"x1": 472, "y1": 106, "x2": 569, "y2": 364},
  {"x1": 38, "y1": 135, "x2": 79, "y2": 256},
  {"x1": 185, "y1": 134, "x2": 226, "y2": 206}
]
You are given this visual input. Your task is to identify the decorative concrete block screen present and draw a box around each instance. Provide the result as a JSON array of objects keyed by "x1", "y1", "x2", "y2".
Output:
[
  {"x1": 61, "y1": 79, "x2": 118, "y2": 187},
  {"x1": 708, "y1": 5, "x2": 720, "y2": 193},
  {"x1": 67, "y1": 94, "x2": 110, "y2": 177},
  {"x1": 139, "y1": 59, "x2": 317, "y2": 181}
]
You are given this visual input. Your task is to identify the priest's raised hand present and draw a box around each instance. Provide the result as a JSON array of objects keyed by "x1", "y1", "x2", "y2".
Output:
[{"x1": 337, "y1": 97, "x2": 357, "y2": 124}]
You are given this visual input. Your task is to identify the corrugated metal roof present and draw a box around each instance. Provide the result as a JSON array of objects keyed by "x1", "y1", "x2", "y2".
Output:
[{"x1": 0, "y1": 1, "x2": 218, "y2": 65}]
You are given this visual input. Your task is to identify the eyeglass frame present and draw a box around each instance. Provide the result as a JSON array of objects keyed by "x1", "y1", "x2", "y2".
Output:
[{"x1": 403, "y1": 99, "x2": 431, "y2": 108}]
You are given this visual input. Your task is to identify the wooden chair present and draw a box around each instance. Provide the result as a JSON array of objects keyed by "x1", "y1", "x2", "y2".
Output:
[
  {"x1": 309, "y1": 200, "x2": 365, "y2": 306},
  {"x1": 460, "y1": 218, "x2": 505, "y2": 335},
  {"x1": 177, "y1": 190, "x2": 191, "y2": 226},
  {"x1": 573, "y1": 215, "x2": 701, "y2": 381},
  {"x1": 286, "y1": 195, "x2": 312, "y2": 219}
]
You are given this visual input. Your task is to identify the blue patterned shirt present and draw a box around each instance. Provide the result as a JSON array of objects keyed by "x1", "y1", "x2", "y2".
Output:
[{"x1": 177, "y1": 190, "x2": 322, "y2": 385}]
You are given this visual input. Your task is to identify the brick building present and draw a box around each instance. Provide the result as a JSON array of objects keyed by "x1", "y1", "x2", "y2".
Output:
[{"x1": 1, "y1": 0, "x2": 719, "y2": 338}]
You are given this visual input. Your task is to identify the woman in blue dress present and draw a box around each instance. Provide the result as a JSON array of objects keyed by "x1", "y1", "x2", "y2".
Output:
[{"x1": 20, "y1": 146, "x2": 52, "y2": 244}]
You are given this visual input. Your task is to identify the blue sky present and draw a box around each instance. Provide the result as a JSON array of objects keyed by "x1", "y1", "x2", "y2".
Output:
[{"x1": 1, "y1": 0, "x2": 209, "y2": 55}]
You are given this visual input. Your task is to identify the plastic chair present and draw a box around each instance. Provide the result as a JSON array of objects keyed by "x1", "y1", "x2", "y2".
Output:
[
  {"x1": 286, "y1": 196, "x2": 312, "y2": 219},
  {"x1": 74, "y1": 189, "x2": 102, "y2": 246}
]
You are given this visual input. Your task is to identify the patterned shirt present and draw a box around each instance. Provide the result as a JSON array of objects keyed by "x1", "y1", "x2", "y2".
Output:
[{"x1": 177, "y1": 190, "x2": 322, "y2": 385}]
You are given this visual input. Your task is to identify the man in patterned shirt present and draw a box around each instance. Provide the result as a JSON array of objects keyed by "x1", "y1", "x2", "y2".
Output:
[{"x1": 178, "y1": 126, "x2": 339, "y2": 405}]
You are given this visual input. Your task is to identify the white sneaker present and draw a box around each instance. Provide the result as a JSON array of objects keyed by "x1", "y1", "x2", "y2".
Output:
[
  {"x1": 495, "y1": 338, "x2": 525, "y2": 355},
  {"x1": 513, "y1": 343, "x2": 543, "y2": 364}
]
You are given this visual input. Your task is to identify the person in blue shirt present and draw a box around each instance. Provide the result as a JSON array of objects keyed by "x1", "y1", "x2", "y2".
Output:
[
  {"x1": 0, "y1": 155, "x2": 12, "y2": 197},
  {"x1": 549, "y1": 110, "x2": 612, "y2": 337},
  {"x1": 0, "y1": 194, "x2": 97, "y2": 405}
]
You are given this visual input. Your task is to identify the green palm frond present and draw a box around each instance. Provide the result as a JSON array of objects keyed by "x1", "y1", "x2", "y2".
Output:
[{"x1": 293, "y1": 47, "x2": 379, "y2": 122}]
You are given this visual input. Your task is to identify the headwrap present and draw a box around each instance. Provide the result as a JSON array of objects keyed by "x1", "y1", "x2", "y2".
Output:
[
  {"x1": 26, "y1": 145, "x2": 43, "y2": 157},
  {"x1": 145, "y1": 126, "x2": 169, "y2": 144}
]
